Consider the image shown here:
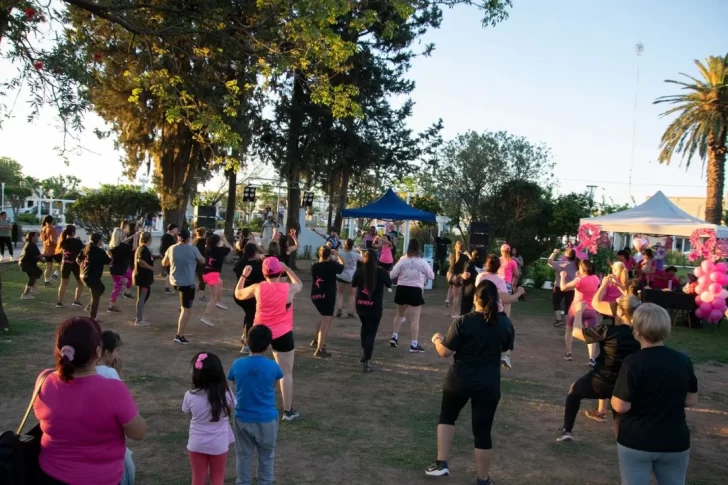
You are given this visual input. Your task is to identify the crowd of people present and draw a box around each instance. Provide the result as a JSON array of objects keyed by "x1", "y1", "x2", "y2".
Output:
[{"x1": 9, "y1": 219, "x2": 701, "y2": 485}]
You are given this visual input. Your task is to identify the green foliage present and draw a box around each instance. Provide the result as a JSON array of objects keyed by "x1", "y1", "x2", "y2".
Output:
[
  {"x1": 524, "y1": 260, "x2": 554, "y2": 290},
  {"x1": 411, "y1": 195, "x2": 441, "y2": 228},
  {"x1": 550, "y1": 193, "x2": 592, "y2": 239},
  {"x1": 4, "y1": 185, "x2": 32, "y2": 219},
  {"x1": 15, "y1": 213, "x2": 39, "y2": 224},
  {"x1": 247, "y1": 217, "x2": 263, "y2": 233},
  {"x1": 67, "y1": 185, "x2": 160, "y2": 240},
  {"x1": 0, "y1": 156, "x2": 23, "y2": 183},
  {"x1": 421, "y1": 130, "x2": 554, "y2": 234}
]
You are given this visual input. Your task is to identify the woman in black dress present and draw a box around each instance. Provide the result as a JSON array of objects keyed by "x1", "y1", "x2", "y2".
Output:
[{"x1": 446, "y1": 240, "x2": 469, "y2": 317}]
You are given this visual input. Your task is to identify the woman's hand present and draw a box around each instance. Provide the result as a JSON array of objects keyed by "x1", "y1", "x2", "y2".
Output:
[
  {"x1": 112, "y1": 357, "x2": 123, "y2": 374},
  {"x1": 515, "y1": 286, "x2": 526, "y2": 297},
  {"x1": 601, "y1": 276, "x2": 612, "y2": 287},
  {"x1": 242, "y1": 265, "x2": 252, "y2": 278},
  {"x1": 431, "y1": 333, "x2": 444, "y2": 345}
]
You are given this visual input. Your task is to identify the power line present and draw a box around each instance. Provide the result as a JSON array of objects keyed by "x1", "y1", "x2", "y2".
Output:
[{"x1": 561, "y1": 179, "x2": 705, "y2": 188}]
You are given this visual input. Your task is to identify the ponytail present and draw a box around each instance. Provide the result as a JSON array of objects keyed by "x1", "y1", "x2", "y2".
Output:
[{"x1": 474, "y1": 279, "x2": 500, "y2": 326}]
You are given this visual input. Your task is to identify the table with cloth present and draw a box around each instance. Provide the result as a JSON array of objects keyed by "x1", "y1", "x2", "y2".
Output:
[{"x1": 640, "y1": 289, "x2": 700, "y2": 328}]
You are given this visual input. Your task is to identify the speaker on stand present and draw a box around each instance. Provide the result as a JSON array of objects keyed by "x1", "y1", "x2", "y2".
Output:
[{"x1": 468, "y1": 221, "x2": 490, "y2": 265}]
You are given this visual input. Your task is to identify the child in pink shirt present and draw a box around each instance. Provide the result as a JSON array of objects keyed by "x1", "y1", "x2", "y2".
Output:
[{"x1": 183, "y1": 352, "x2": 236, "y2": 485}]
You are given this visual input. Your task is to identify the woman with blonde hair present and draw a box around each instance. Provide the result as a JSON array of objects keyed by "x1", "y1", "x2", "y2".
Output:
[
  {"x1": 107, "y1": 228, "x2": 134, "y2": 313},
  {"x1": 612, "y1": 304, "x2": 698, "y2": 485},
  {"x1": 556, "y1": 279, "x2": 641, "y2": 443}
]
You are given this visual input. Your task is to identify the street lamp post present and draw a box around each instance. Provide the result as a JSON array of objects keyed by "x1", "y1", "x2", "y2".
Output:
[{"x1": 587, "y1": 185, "x2": 597, "y2": 215}]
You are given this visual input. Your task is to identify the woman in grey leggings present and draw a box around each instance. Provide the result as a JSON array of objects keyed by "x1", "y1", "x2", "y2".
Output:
[{"x1": 611, "y1": 303, "x2": 698, "y2": 485}]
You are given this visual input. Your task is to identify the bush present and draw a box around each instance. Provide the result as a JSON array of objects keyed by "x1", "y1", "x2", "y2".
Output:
[
  {"x1": 15, "y1": 213, "x2": 39, "y2": 224},
  {"x1": 247, "y1": 217, "x2": 263, "y2": 233},
  {"x1": 524, "y1": 260, "x2": 554, "y2": 290},
  {"x1": 665, "y1": 250, "x2": 697, "y2": 267}
]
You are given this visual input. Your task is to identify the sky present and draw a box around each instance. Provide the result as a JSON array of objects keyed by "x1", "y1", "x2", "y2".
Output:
[{"x1": 1, "y1": 0, "x2": 726, "y2": 205}]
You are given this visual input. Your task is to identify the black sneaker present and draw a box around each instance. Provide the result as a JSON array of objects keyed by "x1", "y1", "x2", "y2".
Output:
[
  {"x1": 556, "y1": 430, "x2": 573, "y2": 442},
  {"x1": 164, "y1": 288, "x2": 174, "y2": 294},
  {"x1": 363, "y1": 360, "x2": 373, "y2": 373},
  {"x1": 313, "y1": 348, "x2": 332, "y2": 359},
  {"x1": 425, "y1": 460, "x2": 449, "y2": 477},
  {"x1": 335, "y1": 309, "x2": 343, "y2": 318},
  {"x1": 309, "y1": 339, "x2": 318, "y2": 348},
  {"x1": 347, "y1": 312, "x2": 356, "y2": 319},
  {"x1": 476, "y1": 478, "x2": 494, "y2": 485},
  {"x1": 562, "y1": 353, "x2": 572, "y2": 362},
  {"x1": 409, "y1": 344, "x2": 425, "y2": 353},
  {"x1": 174, "y1": 335, "x2": 189, "y2": 345},
  {"x1": 107, "y1": 306, "x2": 121, "y2": 313},
  {"x1": 71, "y1": 301, "x2": 83, "y2": 308},
  {"x1": 55, "y1": 302, "x2": 64, "y2": 308},
  {"x1": 44, "y1": 281, "x2": 53, "y2": 288},
  {"x1": 282, "y1": 409, "x2": 299, "y2": 422},
  {"x1": 122, "y1": 292, "x2": 134, "y2": 300},
  {"x1": 553, "y1": 320, "x2": 565, "y2": 327},
  {"x1": 390, "y1": 335, "x2": 399, "y2": 348}
]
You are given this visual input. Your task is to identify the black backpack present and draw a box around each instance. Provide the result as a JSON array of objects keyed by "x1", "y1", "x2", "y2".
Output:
[{"x1": 0, "y1": 370, "x2": 52, "y2": 485}]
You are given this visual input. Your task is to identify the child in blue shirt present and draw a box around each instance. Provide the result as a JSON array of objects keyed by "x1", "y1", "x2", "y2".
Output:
[{"x1": 227, "y1": 325, "x2": 283, "y2": 485}]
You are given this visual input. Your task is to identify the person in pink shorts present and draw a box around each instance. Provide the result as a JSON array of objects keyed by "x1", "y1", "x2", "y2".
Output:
[{"x1": 559, "y1": 260, "x2": 600, "y2": 363}]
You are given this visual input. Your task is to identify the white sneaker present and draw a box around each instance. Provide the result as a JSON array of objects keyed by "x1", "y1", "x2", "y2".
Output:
[
  {"x1": 200, "y1": 316, "x2": 215, "y2": 327},
  {"x1": 134, "y1": 320, "x2": 151, "y2": 327},
  {"x1": 501, "y1": 354, "x2": 512, "y2": 369},
  {"x1": 21, "y1": 293, "x2": 35, "y2": 300},
  {"x1": 7, "y1": 256, "x2": 14, "y2": 262},
  {"x1": 215, "y1": 302, "x2": 228, "y2": 310}
]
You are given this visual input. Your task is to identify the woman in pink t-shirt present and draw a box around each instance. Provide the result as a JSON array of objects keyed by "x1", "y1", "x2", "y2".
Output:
[
  {"x1": 559, "y1": 260, "x2": 601, "y2": 363},
  {"x1": 497, "y1": 244, "x2": 520, "y2": 316},
  {"x1": 235, "y1": 257, "x2": 303, "y2": 422},
  {"x1": 376, "y1": 235, "x2": 395, "y2": 270},
  {"x1": 33, "y1": 317, "x2": 146, "y2": 485}
]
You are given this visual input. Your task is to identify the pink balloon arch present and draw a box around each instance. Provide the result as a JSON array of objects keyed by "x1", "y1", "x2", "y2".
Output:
[{"x1": 693, "y1": 260, "x2": 728, "y2": 324}]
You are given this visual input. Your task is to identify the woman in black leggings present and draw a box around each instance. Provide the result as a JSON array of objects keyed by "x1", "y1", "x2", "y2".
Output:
[
  {"x1": 427, "y1": 280, "x2": 514, "y2": 485},
  {"x1": 233, "y1": 242, "x2": 264, "y2": 354},
  {"x1": 352, "y1": 250, "x2": 392, "y2": 372},
  {"x1": 77, "y1": 233, "x2": 111, "y2": 320}
]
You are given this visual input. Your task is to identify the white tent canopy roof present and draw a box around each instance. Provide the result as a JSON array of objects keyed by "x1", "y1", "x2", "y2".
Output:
[{"x1": 580, "y1": 191, "x2": 728, "y2": 238}]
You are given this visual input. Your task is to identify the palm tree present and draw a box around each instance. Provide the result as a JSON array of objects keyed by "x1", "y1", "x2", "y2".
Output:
[{"x1": 654, "y1": 55, "x2": 728, "y2": 224}]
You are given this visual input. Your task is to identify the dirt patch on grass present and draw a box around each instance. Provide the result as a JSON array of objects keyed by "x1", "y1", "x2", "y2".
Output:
[{"x1": 0, "y1": 263, "x2": 726, "y2": 484}]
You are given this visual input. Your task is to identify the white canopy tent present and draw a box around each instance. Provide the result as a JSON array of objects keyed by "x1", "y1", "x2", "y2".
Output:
[{"x1": 580, "y1": 190, "x2": 728, "y2": 238}]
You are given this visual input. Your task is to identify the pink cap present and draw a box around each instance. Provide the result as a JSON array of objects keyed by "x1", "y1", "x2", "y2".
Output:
[
  {"x1": 500, "y1": 243, "x2": 511, "y2": 252},
  {"x1": 262, "y1": 256, "x2": 282, "y2": 276}
]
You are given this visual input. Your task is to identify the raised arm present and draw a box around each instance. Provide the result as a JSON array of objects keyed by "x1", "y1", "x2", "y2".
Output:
[
  {"x1": 282, "y1": 263, "x2": 303, "y2": 301},
  {"x1": 234, "y1": 266, "x2": 258, "y2": 300},
  {"x1": 547, "y1": 249, "x2": 559, "y2": 267}
]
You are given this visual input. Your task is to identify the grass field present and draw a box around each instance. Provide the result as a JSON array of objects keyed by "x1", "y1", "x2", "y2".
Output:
[{"x1": 0, "y1": 261, "x2": 726, "y2": 485}]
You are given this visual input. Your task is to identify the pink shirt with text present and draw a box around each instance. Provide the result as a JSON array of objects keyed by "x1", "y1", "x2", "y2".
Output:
[{"x1": 33, "y1": 372, "x2": 138, "y2": 485}]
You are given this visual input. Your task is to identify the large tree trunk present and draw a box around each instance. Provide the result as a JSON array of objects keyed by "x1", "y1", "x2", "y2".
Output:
[
  {"x1": 705, "y1": 129, "x2": 727, "y2": 225},
  {"x1": 285, "y1": 74, "x2": 304, "y2": 269},
  {"x1": 332, "y1": 166, "x2": 351, "y2": 234},
  {"x1": 224, "y1": 168, "x2": 237, "y2": 240},
  {"x1": 156, "y1": 124, "x2": 197, "y2": 229}
]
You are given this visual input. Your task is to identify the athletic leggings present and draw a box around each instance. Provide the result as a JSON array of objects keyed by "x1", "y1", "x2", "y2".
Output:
[
  {"x1": 359, "y1": 315, "x2": 382, "y2": 361},
  {"x1": 562, "y1": 372, "x2": 615, "y2": 433},
  {"x1": 135, "y1": 287, "x2": 151, "y2": 322},
  {"x1": 0, "y1": 236, "x2": 13, "y2": 256},
  {"x1": 196, "y1": 264, "x2": 206, "y2": 291},
  {"x1": 552, "y1": 286, "x2": 575, "y2": 313},
  {"x1": 86, "y1": 282, "x2": 105, "y2": 319},
  {"x1": 110, "y1": 270, "x2": 132, "y2": 303},
  {"x1": 236, "y1": 297, "x2": 257, "y2": 342},
  {"x1": 188, "y1": 451, "x2": 227, "y2": 485},
  {"x1": 439, "y1": 388, "x2": 500, "y2": 449},
  {"x1": 25, "y1": 266, "x2": 42, "y2": 287}
]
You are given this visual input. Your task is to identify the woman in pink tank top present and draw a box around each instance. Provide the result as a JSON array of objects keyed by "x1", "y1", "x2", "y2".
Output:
[{"x1": 235, "y1": 257, "x2": 303, "y2": 422}]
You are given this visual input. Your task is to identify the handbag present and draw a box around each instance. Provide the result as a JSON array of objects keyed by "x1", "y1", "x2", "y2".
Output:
[{"x1": 0, "y1": 370, "x2": 53, "y2": 485}]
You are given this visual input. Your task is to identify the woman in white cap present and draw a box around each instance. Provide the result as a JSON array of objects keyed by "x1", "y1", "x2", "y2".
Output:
[{"x1": 497, "y1": 244, "x2": 519, "y2": 317}]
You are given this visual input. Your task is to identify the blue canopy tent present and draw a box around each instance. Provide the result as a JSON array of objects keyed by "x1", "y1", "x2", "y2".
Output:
[{"x1": 341, "y1": 188, "x2": 436, "y2": 222}]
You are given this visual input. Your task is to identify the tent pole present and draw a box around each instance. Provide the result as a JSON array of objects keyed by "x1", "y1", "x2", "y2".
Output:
[{"x1": 403, "y1": 192, "x2": 411, "y2": 248}]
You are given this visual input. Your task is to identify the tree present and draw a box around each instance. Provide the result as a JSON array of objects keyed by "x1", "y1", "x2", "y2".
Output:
[
  {"x1": 41, "y1": 175, "x2": 82, "y2": 199},
  {"x1": 550, "y1": 192, "x2": 592, "y2": 240},
  {"x1": 654, "y1": 54, "x2": 728, "y2": 224},
  {"x1": 411, "y1": 195, "x2": 441, "y2": 229},
  {"x1": 422, "y1": 130, "x2": 554, "y2": 238},
  {"x1": 483, "y1": 180, "x2": 555, "y2": 265},
  {"x1": 67, "y1": 185, "x2": 160, "y2": 240},
  {"x1": 4, "y1": 184, "x2": 32, "y2": 218},
  {"x1": 0, "y1": 156, "x2": 23, "y2": 184}
]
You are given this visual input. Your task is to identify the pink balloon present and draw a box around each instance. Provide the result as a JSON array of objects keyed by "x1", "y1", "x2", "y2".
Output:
[
  {"x1": 701, "y1": 291, "x2": 715, "y2": 303},
  {"x1": 701, "y1": 260, "x2": 715, "y2": 273},
  {"x1": 720, "y1": 273, "x2": 728, "y2": 286},
  {"x1": 710, "y1": 272, "x2": 723, "y2": 283},
  {"x1": 710, "y1": 283, "x2": 723, "y2": 294},
  {"x1": 695, "y1": 307, "x2": 707, "y2": 319},
  {"x1": 712, "y1": 299, "x2": 727, "y2": 311},
  {"x1": 716, "y1": 262, "x2": 728, "y2": 273},
  {"x1": 698, "y1": 276, "x2": 709, "y2": 288},
  {"x1": 719, "y1": 289, "x2": 728, "y2": 300},
  {"x1": 695, "y1": 295, "x2": 704, "y2": 306},
  {"x1": 700, "y1": 302, "x2": 713, "y2": 314},
  {"x1": 694, "y1": 267, "x2": 704, "y2": 278},
  {"x1": 709, "y1": 309, "x2": 724, "y2": 322}
]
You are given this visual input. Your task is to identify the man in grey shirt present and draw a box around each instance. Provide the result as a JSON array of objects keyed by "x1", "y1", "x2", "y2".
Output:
[
  {"x1": 0, "y1": 211, "x2": 13, "y2": 261},
  {"x1": 162, "y1": 228, "x2": 205, "y2": 344}
]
